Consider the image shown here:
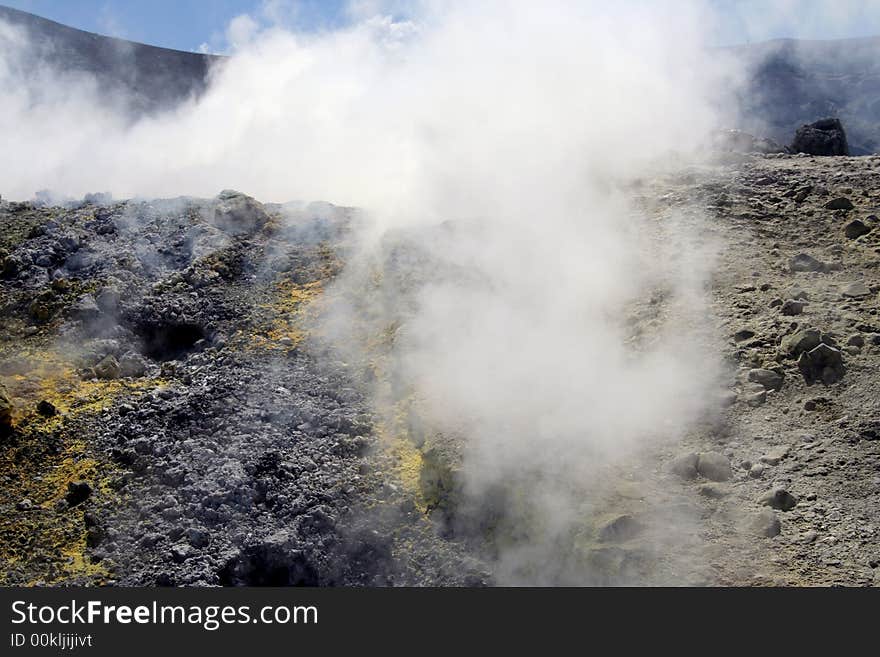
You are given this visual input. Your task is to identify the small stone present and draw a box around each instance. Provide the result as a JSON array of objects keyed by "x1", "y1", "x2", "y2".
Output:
[
  {"x1": 748, "y1": 368, "x2": 783, "y2": 391},
  {"x1": 790, "y1": 254, "x2": 825, "y2": 273},
  {"x1": 36, "y1": 400, "x2": 57, "y2": 417},
  {"x1": 749, "y1": 463, "x2": 766, "y2": 478},
  {"x1": 786, "y1": 286, "x2": 809, "y2": 301},
  {"x1": 847, "y1": 334, "x2": 865, "y2": 347},
  {"x1": 780, "y1": 299, "x2": 804, "y2": 316},
  {"x1": 750, "y1": 509, "x2": 781, "y2": 538},
  {"x1": 759, "y1": 446, "x2": 790, "y2": 466},
  {"x1": 781, "y1": 328, "x2": 821, "y2": 357},
  {"x1": 65, "y1": 481, "x2": 92, "y2": 507},
  {"x1": 94, "y1": 355, "x2": 120, "y2": 379},
  {"x1": 745, "y1": 390, "x2": 767, "y2": 407},
  {"x1": 170, "y1": 544, "x2": 193, "y2": 563},
  {"x1": 73, "y1": 294, "x2": 101, "y2": 319},
  {"x1": 824, "y1": 197, "x2": 854, "y2": 211},
  {"x1": 758, "y1": 487, "x2": 798, "y2": 511},
  {"x1": 842, "y1": 281, "x2": 870, "y2": 298},
  {"x1": 185, "y1": 528, "x2": 210, "y2": 548},
  {"x1": 802, "y1": 530, "x2": 818, "y2": 544},
  {"x1": 844, "y1": 219, "x2": 871, "y2": 239},
  {"x1": 16, "y1": 498, "x2": 33, "y2": 511},
  {"x1": 733, "y1": 329, "x2": 755, "y2": 342},
  {"x1": 696, "y1": 452, "x2": 732, "y2": 482}
]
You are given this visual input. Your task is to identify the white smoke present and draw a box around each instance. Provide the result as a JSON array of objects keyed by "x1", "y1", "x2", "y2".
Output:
[{"x1": 2, "y1": 1, "x2": 749, "y2": 582}]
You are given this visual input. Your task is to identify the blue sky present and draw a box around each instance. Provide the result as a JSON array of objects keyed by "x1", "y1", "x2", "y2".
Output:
[{"x1": 2, "y1": 0, "x2": 879, "y2": 52}]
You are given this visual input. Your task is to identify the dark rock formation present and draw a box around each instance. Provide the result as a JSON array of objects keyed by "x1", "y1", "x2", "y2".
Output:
[{"x1": 790, "y1": 118, "x2": 850, "y2": 156}]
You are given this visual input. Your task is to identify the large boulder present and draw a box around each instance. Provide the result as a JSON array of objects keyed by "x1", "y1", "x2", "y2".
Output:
[{"x1": 790, "y1": 118, "x2": 849, "y2": 156}]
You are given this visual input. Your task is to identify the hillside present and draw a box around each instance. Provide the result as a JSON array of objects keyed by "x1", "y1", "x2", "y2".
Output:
[{"x1": 0, "y1": 5, "x2": 220, "y2": 116}]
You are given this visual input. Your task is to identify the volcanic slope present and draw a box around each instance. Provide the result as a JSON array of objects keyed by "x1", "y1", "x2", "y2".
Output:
[{"x1": 1, "y1": 153, "x2": 879, "y2": 586}]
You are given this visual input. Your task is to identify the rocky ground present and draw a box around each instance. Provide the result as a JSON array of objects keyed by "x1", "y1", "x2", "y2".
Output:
[{"x1": 1, "y1": 152, "x2": 878, "y2": 586}]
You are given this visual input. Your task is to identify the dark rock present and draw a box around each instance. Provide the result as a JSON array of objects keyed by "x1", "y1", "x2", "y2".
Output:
[
  {"x1": 36, "y1": 400, "x2": 57, "y2": 417},
  {"x1": 170, "y1": 544, "x2": 193, "y2": 563},
  {"x1": 798, "y1": 343, "x2": 845, "y2": 384},
  {"x1": 824, "y1": 197, "x2": 854, "y2": 211},
  {"x1": 733, "y1": 328, "x2": 756, "y2": 342},
  {"x1": 790, "y1": 253, "x2": 825, "y2": 272},
  {"x1": 844, "y1": 219, "x2": 871, "y2": 239},
  {"x1": 780, "y1": 299, "x2": 804, "y2": 315},
  {"x1": 65, "y1": 481, "x2": 92, "y2": 507},
  {"x1": 790, "y1": 118, "x2": 849, "y2": 156},
  {"x1": 759, "y1": 487, "x2": 798, "y2": 511}
]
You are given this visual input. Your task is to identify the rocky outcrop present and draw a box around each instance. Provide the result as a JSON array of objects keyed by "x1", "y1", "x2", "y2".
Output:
[{"x1": 790, "y1": 118, "x2": 849, "y2": 156}]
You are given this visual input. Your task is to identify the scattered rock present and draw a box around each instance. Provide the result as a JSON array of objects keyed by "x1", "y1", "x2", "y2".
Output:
[
  {"x1": 733, "y1": 328, "x2": 756, "y2": 342},
  {"x1": 824, "y1": 197, "x2": 854, "y2": 211},
  {"x1": 842, "y1": 281, "x2": 870, "y2": 298},
  {"x1": 759, "y1": 446, "x2": 789, "y2": 466},
  {"x1": 696, "y1": 452, "x2": 732, "y2": 482},
  {"x1": 749, "y1": 463, "x2": 766, "y2": 478},
  {"x1": 759, "y1": 487, "x2": 798, "y2": 511},
  {"x1": 780, "y1": 299, "x2": 804, "y2": 315},
  {"x1": 94, "y1": 355, "x2": 121, "y2": 379},
  {"x1": 786, "y1": 286, "x2": 809, "y2": 300},
  {"x1": 844, "y1": 219, "x2": 871, "y2": 239},
  {"x1": 748, "y1": 368, "x2": 784, "y2": 391},
  {"x1": 797, "y1": 343, "x2": 845, "y2": 384},
  {"x1": 36, "y1": 400, "x2": 57, "y2": 417},
  {"x1": 73, "y1": 294, "x2": 101, "y2": 320},
  {"x1": 65, "y1": 481, "x2": 92, "y2": 507},
  {"x1": 170, "y1": 544, "x2": 194, "y2": 563},
  {"x1": 745, "y1": 390, "x2": 767, "y2": 407},
  {"x1": 780, "y1": 328, "x2": 822, "y2": 358},
  {"x1": 790, "y1": 253, "x2": 825, "y2": 273},
  {"x1": 847, "y1": 334, "x2": 865, "y2": 348}
]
